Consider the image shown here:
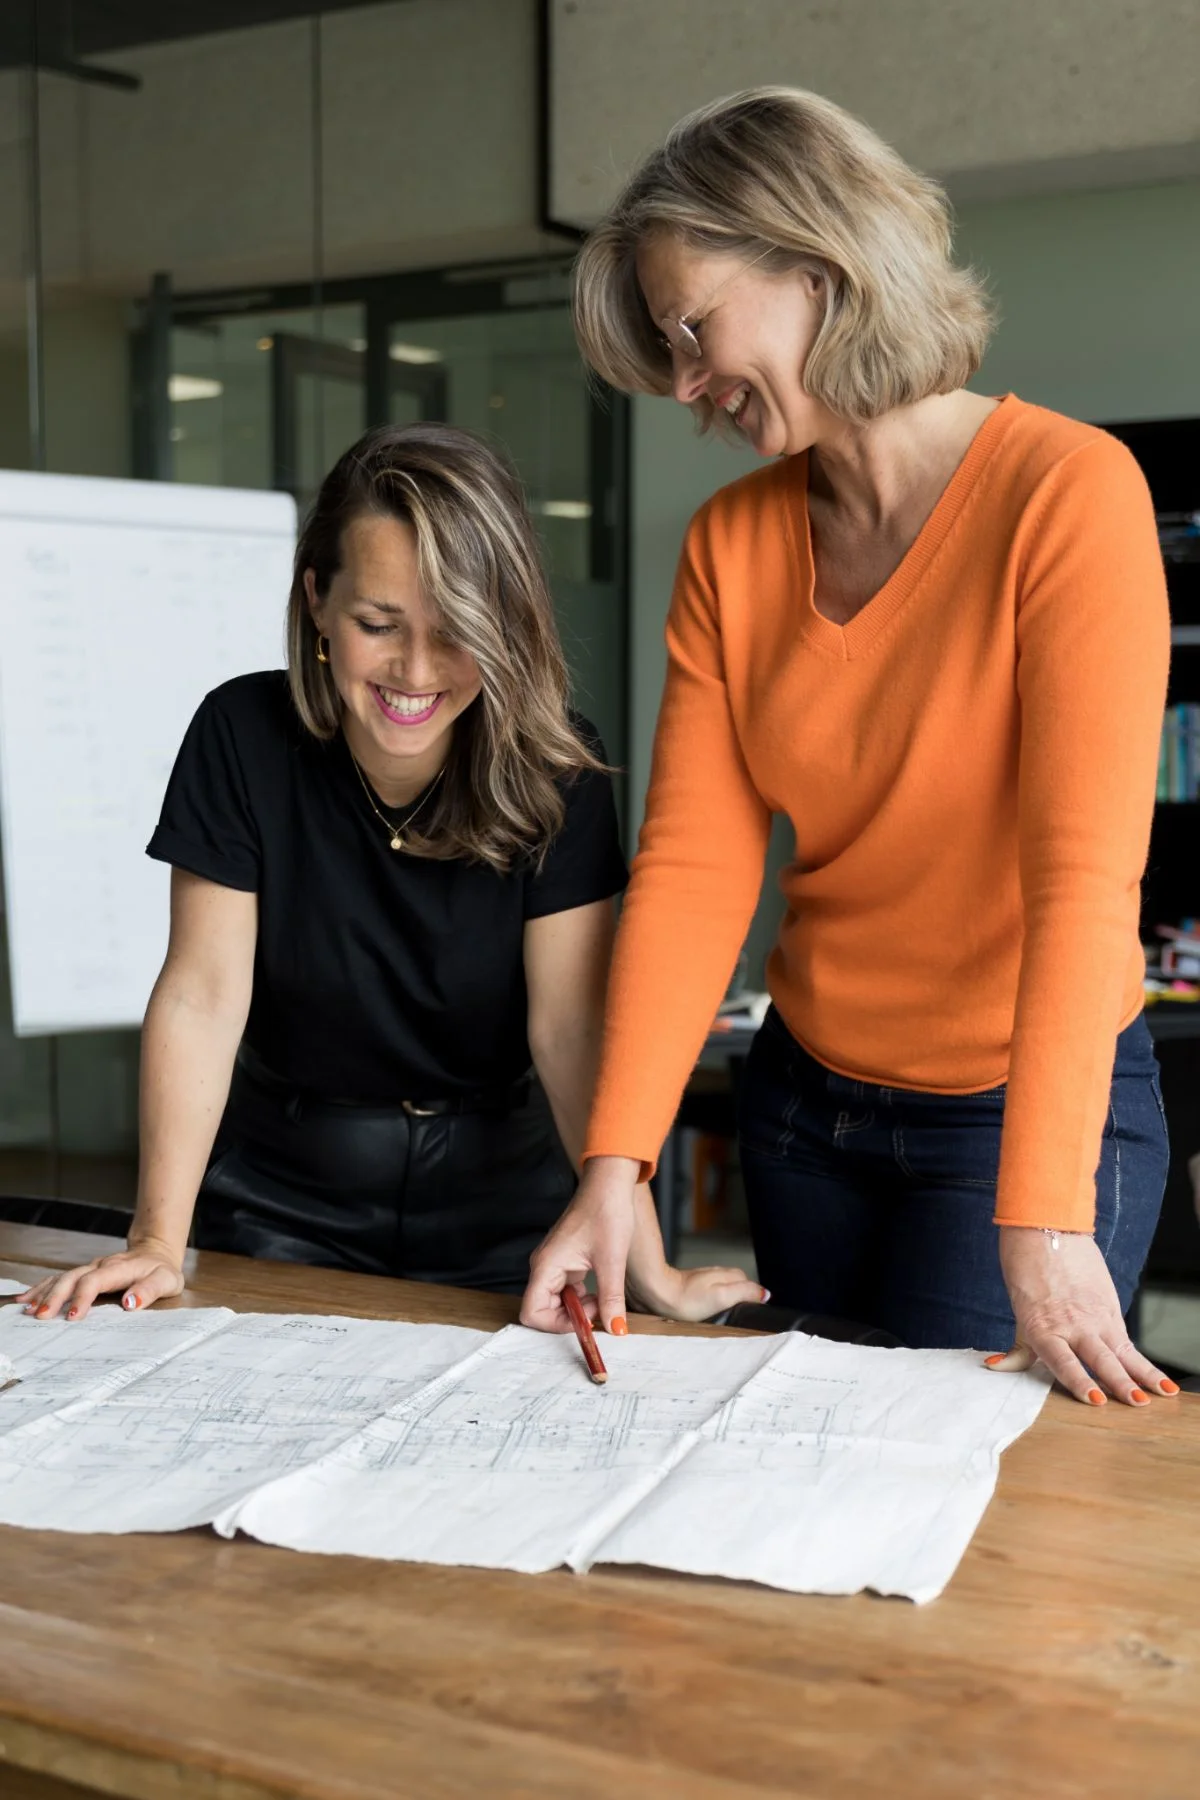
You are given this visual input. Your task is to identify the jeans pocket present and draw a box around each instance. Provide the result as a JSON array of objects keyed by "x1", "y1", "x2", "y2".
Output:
[
  {"x1": 1093, "y1": 1068, "x2": 1170, "y2": 1278},
  {"x1": 891, "y1": 1096, "x2": 1004, "y2": 1190},
  {"x1": 737, "y1": 1019, "x2": 805, "y2": 1161},
  {"x1": 737, "y1": 1099, "x2": 809, "y2": 1165},
  {"x1": 832, "y1": 1108, "x2": 874, "y2": 1144}
]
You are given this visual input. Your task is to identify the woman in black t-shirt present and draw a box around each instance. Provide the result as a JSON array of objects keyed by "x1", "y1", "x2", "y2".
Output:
[{"x1": 21, "y1": 424, "x2": 760, "y2": 1319}]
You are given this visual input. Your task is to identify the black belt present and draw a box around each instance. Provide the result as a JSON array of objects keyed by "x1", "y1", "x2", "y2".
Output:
[{"x1": 235, "y1": 1043, "x2": 533, "y2": 1119}]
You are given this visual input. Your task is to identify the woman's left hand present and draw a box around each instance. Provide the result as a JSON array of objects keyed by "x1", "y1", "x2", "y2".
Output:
[
  {"x1": 987, "y1": 1225, "x2": 1179, "y2": 1405},
  {"x1": 627, "y1": 1257, "x2": 768, "y2": 1323},
  {"x1": 624, "y1": 1183, "x2": 766, "y2": 1322}
]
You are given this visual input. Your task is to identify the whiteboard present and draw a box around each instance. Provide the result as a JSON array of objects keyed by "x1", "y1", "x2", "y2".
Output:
[{"x1": 0, "y1": 471, "x2": 296, "y2": 1035}]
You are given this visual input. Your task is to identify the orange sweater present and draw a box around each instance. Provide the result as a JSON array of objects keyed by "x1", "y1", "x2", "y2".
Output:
[{"x1": 586, "y1": 398, "x2": 1170, "y2": 1232}]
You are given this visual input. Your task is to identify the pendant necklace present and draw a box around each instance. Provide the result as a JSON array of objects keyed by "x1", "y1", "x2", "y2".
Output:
[{"x1": 348, "y1": 752, "x2": 446, "y2": 851}]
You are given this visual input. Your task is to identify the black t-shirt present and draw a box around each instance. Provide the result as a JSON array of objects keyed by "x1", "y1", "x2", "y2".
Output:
[{"x1": 147, "y1": 672, "x2": 627, "y2": 1100}]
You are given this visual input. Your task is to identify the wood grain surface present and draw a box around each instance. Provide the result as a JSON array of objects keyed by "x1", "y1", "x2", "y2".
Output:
[{"x1": 1, "y1": 1224, "x2": 1197, "y2": 1800}]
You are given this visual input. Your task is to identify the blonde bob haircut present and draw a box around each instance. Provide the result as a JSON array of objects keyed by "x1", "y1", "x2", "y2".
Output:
[
  {"x1": 287, "y1": 422, "x2": 603, "y2": 873},
  {"x1": 574, "y1": 86, "x2": 994, "y2": 427}
]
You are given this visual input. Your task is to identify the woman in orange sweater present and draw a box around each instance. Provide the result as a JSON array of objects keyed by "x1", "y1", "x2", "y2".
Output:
[{"x1": 522, "y1": 88, "x2": 1178, "y2": 1408}]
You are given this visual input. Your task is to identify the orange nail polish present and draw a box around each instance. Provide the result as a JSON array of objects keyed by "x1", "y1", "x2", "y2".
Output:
[
  {"x1": 984, "y1": 1353, "x2": 1006, "y2": 1367},
  {"x1": 760, "y1": 1288, "x2": 771, "y2": 1303},
  {"x1": 609, "y1": 1315, "x2": 628, "y2": 1336},
  {"x1": 67, "y1": 1308, "x2": 78, "y2": 1320},
  {"x1": 1159, "y1": 1378, "x2": 1180, "y2": 1395},
  {"x1": 36, "y1": 1305, "x2": 50, "y2": 1319},
  {"x1": 122, "y1": 1293, "x2": 139, "y2": 1311},
  {"x1": 1087, "y1": 1387, "x2": 1106, "y2": 1406},
  {"x1": 1129, "y1": 1388, "x2": 1150, "y2": 1405}
]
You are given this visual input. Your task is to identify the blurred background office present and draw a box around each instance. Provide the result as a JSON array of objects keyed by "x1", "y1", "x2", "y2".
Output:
[{"x1": 0, "y1": 1, "x2": 1197, "y2": 1362}]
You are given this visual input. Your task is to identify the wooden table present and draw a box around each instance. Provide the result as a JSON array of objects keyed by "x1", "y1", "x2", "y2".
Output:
[{"x1": 1, "y1": 1225, "x2": 1197, "y2": 1800}]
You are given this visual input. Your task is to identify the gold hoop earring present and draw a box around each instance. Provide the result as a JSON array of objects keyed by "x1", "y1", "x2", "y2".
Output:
[{"x1": 315, "y1": 633, "x2": 330, "y2": 665}]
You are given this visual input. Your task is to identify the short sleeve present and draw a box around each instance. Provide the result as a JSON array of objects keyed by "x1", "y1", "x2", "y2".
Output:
[
  {"x1": 524, "y1": 720, "x2": 628, "y2": 920},
  {"x1": 146, "y1": 689, "x2": 261, "y2": 892}
]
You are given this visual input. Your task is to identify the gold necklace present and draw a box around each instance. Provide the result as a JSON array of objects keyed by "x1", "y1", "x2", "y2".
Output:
[{"x1": 348, "y1": 753, "x2": 446, "y2": 851}]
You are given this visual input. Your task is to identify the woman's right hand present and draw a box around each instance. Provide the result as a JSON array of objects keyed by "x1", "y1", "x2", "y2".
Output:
[
  {"x1": 17, "y1": 1239, "x2": 185, "y2": 1322},
  {"x1": 521, "y1": 1156, "x2": 640, "y2": 1336}
]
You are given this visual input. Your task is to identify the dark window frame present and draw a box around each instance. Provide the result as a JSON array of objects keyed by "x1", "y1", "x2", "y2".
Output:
[{"x1": 131, "y1": 255, "x2": 633, "y2": 828}]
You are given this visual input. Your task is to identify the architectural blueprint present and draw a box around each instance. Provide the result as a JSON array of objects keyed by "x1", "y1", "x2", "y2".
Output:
[
  {"x1": 0, "y1": 1280, "x2": 1048, "y2": 1601},
  {"x1": 0, "y1": 1286, "x2": 482, "y2": 1532}
]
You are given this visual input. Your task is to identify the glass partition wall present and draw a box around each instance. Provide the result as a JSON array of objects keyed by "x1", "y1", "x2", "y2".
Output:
[
  {"x1": 0, "y1": 14, "x2": 628, "y2": 1219},
  {"x1": 156, "y1": 268, "x2": 628, "y2": 804}
]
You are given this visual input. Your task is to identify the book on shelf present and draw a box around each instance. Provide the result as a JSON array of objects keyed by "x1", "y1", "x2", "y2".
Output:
[
  {"x1": 1157, "y1": 509, "x2": 1200, "y2": 564},
  {"x1": 1156, "y1": 703, "x2": 1200, "y2": 801},
  {"x1": 1154, "y1": 922, "x2": 1200, "y2": 978}
]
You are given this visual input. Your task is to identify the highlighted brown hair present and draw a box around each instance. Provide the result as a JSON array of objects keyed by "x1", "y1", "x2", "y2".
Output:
[{"x1": 287, "y1": 422, "x2": 602, "y2": 872}]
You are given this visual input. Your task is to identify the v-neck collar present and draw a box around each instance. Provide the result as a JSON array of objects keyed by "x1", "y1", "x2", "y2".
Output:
[{"x1": 782, "y1": 394, "x2": 1019, "y2": 660}]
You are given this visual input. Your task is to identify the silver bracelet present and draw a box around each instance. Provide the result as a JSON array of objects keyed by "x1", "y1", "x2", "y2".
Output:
[{"x1": 1038, "y1": 1226, "x2": 1089, "y2": 1252}]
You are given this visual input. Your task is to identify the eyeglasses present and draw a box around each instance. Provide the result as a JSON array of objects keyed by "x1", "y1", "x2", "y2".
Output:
[{"x1": 656, "y1": 248, "x2": 773, "y2": 360}]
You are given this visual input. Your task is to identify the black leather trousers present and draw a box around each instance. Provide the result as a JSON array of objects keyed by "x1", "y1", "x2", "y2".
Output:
[{"x1": 194, "y1": 1055, "x2": 576, "y2": 1294}]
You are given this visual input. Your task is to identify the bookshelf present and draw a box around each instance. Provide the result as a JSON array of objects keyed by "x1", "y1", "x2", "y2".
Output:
[
  {"x1": 1103, "y1": 415, "x2": 1200, "y2": 1283},
  {"x1": 1102, "y1": 416, "x2": 1200, "y2": 932}
]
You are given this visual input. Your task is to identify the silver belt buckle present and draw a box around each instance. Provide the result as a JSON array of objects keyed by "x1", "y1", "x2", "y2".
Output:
[{"x1": 401, "y1": 1098, "x2": 437, "y2": 1117}]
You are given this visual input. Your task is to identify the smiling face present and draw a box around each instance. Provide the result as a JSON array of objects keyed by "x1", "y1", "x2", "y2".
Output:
[
  {"x1": 637, "y1": 233, "x2": 829, "y2": 458},
  {"x1": 305, "y1": 511, "x2": 483, "y2": 798}
]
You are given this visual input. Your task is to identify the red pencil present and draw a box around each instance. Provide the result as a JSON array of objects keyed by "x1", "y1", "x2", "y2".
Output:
[{"x1": 561, "y1": 1284, "x2": 608, "y2": 1385}]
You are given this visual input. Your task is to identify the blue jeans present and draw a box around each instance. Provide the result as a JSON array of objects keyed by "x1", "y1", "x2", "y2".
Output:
[{"x1": 737, "y1": 1008, "x2": 1169, "y2": 1351}]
